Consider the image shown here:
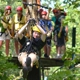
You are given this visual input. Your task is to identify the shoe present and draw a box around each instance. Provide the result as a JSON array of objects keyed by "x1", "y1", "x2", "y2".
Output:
[
  {"x1": 44, "y1": 54, "x2": 49, "y2": 58},
  {"x1": 22, "y1": 66, "x2": 28, "y2": 79},
  {"x1": 23, "y1": 57, "x2": 32, "y2": 79},
  {"x1": 26, "y1": 57, "x2": 32, "y2": 71},
  {"x1": 56, "y1": 54, "x2": 62, "y2": 59}
]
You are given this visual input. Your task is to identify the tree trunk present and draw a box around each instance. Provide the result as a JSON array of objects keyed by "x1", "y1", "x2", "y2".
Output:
[{"x1": 23, "y1": 0, "x2": 40, "y2": 19}]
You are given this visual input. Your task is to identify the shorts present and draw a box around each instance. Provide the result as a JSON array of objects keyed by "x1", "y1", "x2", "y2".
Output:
[
  {"x1": 46, "y1": 36, "x2": 52, "y2": 46},
  {"x1": 57, "y1": 37, "x2": 65, "y2": 47},
  {"x1": 5, "y1": 33, "x2": 10, "y2": 40},
  {"x1": 46, "y1": 38, "x2": 51, "y2": 46},
  {"x1": 0, "y1": 32, "x2": 5, "y2": 40}
]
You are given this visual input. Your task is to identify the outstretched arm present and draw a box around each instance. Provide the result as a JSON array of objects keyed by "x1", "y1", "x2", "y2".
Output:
[
  {"x1": 36, "y1": 23, "x2": 47, "y2": 42},
  {"x1": 36, "y1": 23, "x2": 47, "y2": 35}
]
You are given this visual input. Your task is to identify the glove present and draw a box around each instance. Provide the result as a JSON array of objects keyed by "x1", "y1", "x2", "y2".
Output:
[
  {"x1": 58, "y1": 32, "x2": 61, "y2": 38},
  {"x1": 65, "y1": 35, "x2": 68, "y2": 42}
]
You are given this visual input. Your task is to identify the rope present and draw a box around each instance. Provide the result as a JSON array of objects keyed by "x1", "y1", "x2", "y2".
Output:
[{"x1": 23, "y1": 2, "x2": 48, "y2": 9}]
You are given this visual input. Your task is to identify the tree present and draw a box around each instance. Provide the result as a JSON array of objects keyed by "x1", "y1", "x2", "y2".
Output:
[{"x1": 41, "y1": 0, "x2": 80, "y2": 80}]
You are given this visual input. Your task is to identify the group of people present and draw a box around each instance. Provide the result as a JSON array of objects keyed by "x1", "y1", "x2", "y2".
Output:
[
  {"x1": 0, "y1": 5, "x2": 68, "y2": 78},
  {"x1": 0, "y1": 6, "x2": 27, "y2": 56}
]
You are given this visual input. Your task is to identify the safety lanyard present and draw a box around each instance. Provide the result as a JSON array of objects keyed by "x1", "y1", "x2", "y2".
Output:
[{"x1": 17, "y1": 14, "x2": 23, "y2": 22}]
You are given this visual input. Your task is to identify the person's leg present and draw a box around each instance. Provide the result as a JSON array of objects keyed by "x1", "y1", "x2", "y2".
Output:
[
  {"x1": 0, "y1": 40, "x2": 3, "y2": 48},
  {"x1": 19, "y1": 43, "x2": 22, "y2": 50},
  {"x1": 47, "y1": 45, "x2": 51, "y2": 56},
  {"x1": 44, "y1": 44, "x2": 48, "y2": 58},
  {"x1": 0, "y1": 33, "x2": 5, "y2": 48},
  {"x1": 18, "y1": 52, "x2": 28, "y2": 78},
  {"x1": 46, "y1": 38, "x2": 52, "y2": 58},
  {"x1": 56, "y1": 46, "x2": 62, "y2": 58},
  {"x1": 5, "y1": 39, "x2": 10, "y2": 56},
  {"x1": 18, "y1": 52, "x2": 38, "y2": 68},
  {"x1": 61, "y1": 45, "x2": 66, "y2": 57},
  {"x1": 18, "y1": 52, "x2": 28, "y2": 66},
  {"x1": 28, "y1": 53, "x2": 38, "y2": 68},
  {"x1": 14, "y1": 40, "x2": 19, "y2": 55},
  {"x1": 65, "y1": 26, "x2": 68, "y2": 42}
]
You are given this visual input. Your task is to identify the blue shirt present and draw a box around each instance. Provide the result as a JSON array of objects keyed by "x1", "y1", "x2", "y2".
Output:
[{"x1": 39, "y1": 19, "x2": 52, "y2": 32}]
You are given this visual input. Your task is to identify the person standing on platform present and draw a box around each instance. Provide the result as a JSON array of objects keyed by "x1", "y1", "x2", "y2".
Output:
[
  {"x1": 12, "y1": 6, "x2": 27, "y2": 55},
  {"x1": 39, "y1": 10, "x2": 53, "y2": 58},
  {"x1": 51, "y1": 8, "x2": 68, "y2": 58},
  {"x1": 1, "y1": 5, "x2": 12, "y2": 56}
]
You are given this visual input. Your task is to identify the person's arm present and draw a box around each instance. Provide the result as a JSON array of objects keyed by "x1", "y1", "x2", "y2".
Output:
[
  {"x1": 36, "y1": 23, "x2": 47, "y2": 42},
  {"x1": 18, "y1": 36, "x2": 26, "y2": 45},
  {"x1": 46, "y1": 8, "x2": 52, "y2": 20},
  {"x1": 36, "y1": 23, "x2": 47, "y2": 35},
  {"x1": 47, "y1": 21, "x2": 54, "y2": 37},
  {"x1": 1, "y1": 15, "x2": 9, "y2": 29},
  {"x1": 11, "y1": 16, "x2": 15, "y2": 38},
  {"x1": 47, "y1": 27, "x2": 54, "y2": 37},
  {"x1": 15, "y1": 20, "x2": 29, "y2": 39}
]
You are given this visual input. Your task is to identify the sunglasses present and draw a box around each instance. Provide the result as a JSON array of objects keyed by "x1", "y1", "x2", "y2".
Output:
[{"x1": 54, "y1": 12, "x2": 59, "y2": 14}]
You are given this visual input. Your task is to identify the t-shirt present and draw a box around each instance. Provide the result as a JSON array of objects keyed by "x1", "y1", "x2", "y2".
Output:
[
  {"x1": 18, "y1": 37, "x2": 46, "y2": 52},
  {"x1": 39, "y1": 19, "x2": 52, "y2": 32},
  {"x1": 51, "y1": 16, "x2": 56, "y2": 23},
  {"x1": 51, "y1": 16, "x2": 61, "y2": 28}
]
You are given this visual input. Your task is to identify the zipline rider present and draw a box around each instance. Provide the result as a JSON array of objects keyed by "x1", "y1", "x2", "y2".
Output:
[{"x1": 15, "y1": 19, "x2": 53, "y2": 78}]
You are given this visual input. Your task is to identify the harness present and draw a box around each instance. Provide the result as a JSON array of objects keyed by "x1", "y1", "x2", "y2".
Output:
[
  {"x1": 19, "y1": 38, "x2": 39, "y2": 55},
  {"x1": 13, "y1": 14, "x2": 25, "y2": 24},
  {"x1": 19, "y1": 18, "x2": 40, "y2": 55},
  {"x1": 54, "y1": 17, "x2": 66, "y2": 36}
]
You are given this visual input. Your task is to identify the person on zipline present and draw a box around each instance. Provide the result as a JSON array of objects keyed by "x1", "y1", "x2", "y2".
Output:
[{"x1": 16, "y1": 20, "x2": 52, "y2": 78}]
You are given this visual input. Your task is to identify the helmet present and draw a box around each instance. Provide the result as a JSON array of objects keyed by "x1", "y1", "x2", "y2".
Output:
[
  {"x1": 32, "y1": 26, "x2": 41, "y2": 33},
  {"x1": 52, "y1": 8, "x2": 59, "y2": 13},
  {"x1": 64, "y1": 12, "x2": 67, "y2": 16},
  {"x1": 38, "y1": 8, "x2": 43, "y2": 12},
  {"x1": 58, "y1": 6, "x2": 64, "y2": 11},
  {"x1": 61, "y1": 11, "x2": 67, "y2": 16},
  {"x1": 16, "y1": 6, "x2": 22, "y2": 11},
  {"x1": 41, "y1": 11, "x2": 47, "y2": 15},
  {"x1": 5, "y1": 6, "x2": 11, "y2": 10}
]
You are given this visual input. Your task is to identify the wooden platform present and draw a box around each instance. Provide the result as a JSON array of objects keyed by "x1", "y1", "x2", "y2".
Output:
[
  {"x1": 40, "y1": 58, "x2": 64, "y2": 67},
  {"x1": 8, "y1": 57, "x2": 64, "y2": 67},
  {"x1": 8, "y1": 57, "x2": 64, "y2": 80}
]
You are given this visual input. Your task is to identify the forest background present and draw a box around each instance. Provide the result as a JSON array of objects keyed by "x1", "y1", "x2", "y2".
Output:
[{"x1": 0, "y1": 0, "x2": 80, "y2": 80}]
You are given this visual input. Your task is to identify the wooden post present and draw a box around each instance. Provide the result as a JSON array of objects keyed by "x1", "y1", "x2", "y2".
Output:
[
  {"x1": 69, "y1": 27, "x2": 76, "y2": 69},
  {"x1": 72, "y1": 27, "x2": 76, "y2": 59},
  {"x1": 37, "y1": 0, "x2": 40, "y2": 9},
  {"x1": 22, "y1": 0, "x2": 27, "y2": 9},
  {"x1": 42, "y1": 67, "x2": 44, "y2": 80},
  {"x1": 39, "y1": 51, "x2": 41, "y2": 80}
]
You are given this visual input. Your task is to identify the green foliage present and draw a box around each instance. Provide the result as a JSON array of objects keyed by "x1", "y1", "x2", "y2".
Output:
[
  {"x1": 0, "y1": 55, "x2": 18, "y2": 79},
  {"x1": 0, "y1": 0, "x2": 80, "y2": 80},
  {"x1": 42, "y1": 0, "x2": 80, "y2": 80}
]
